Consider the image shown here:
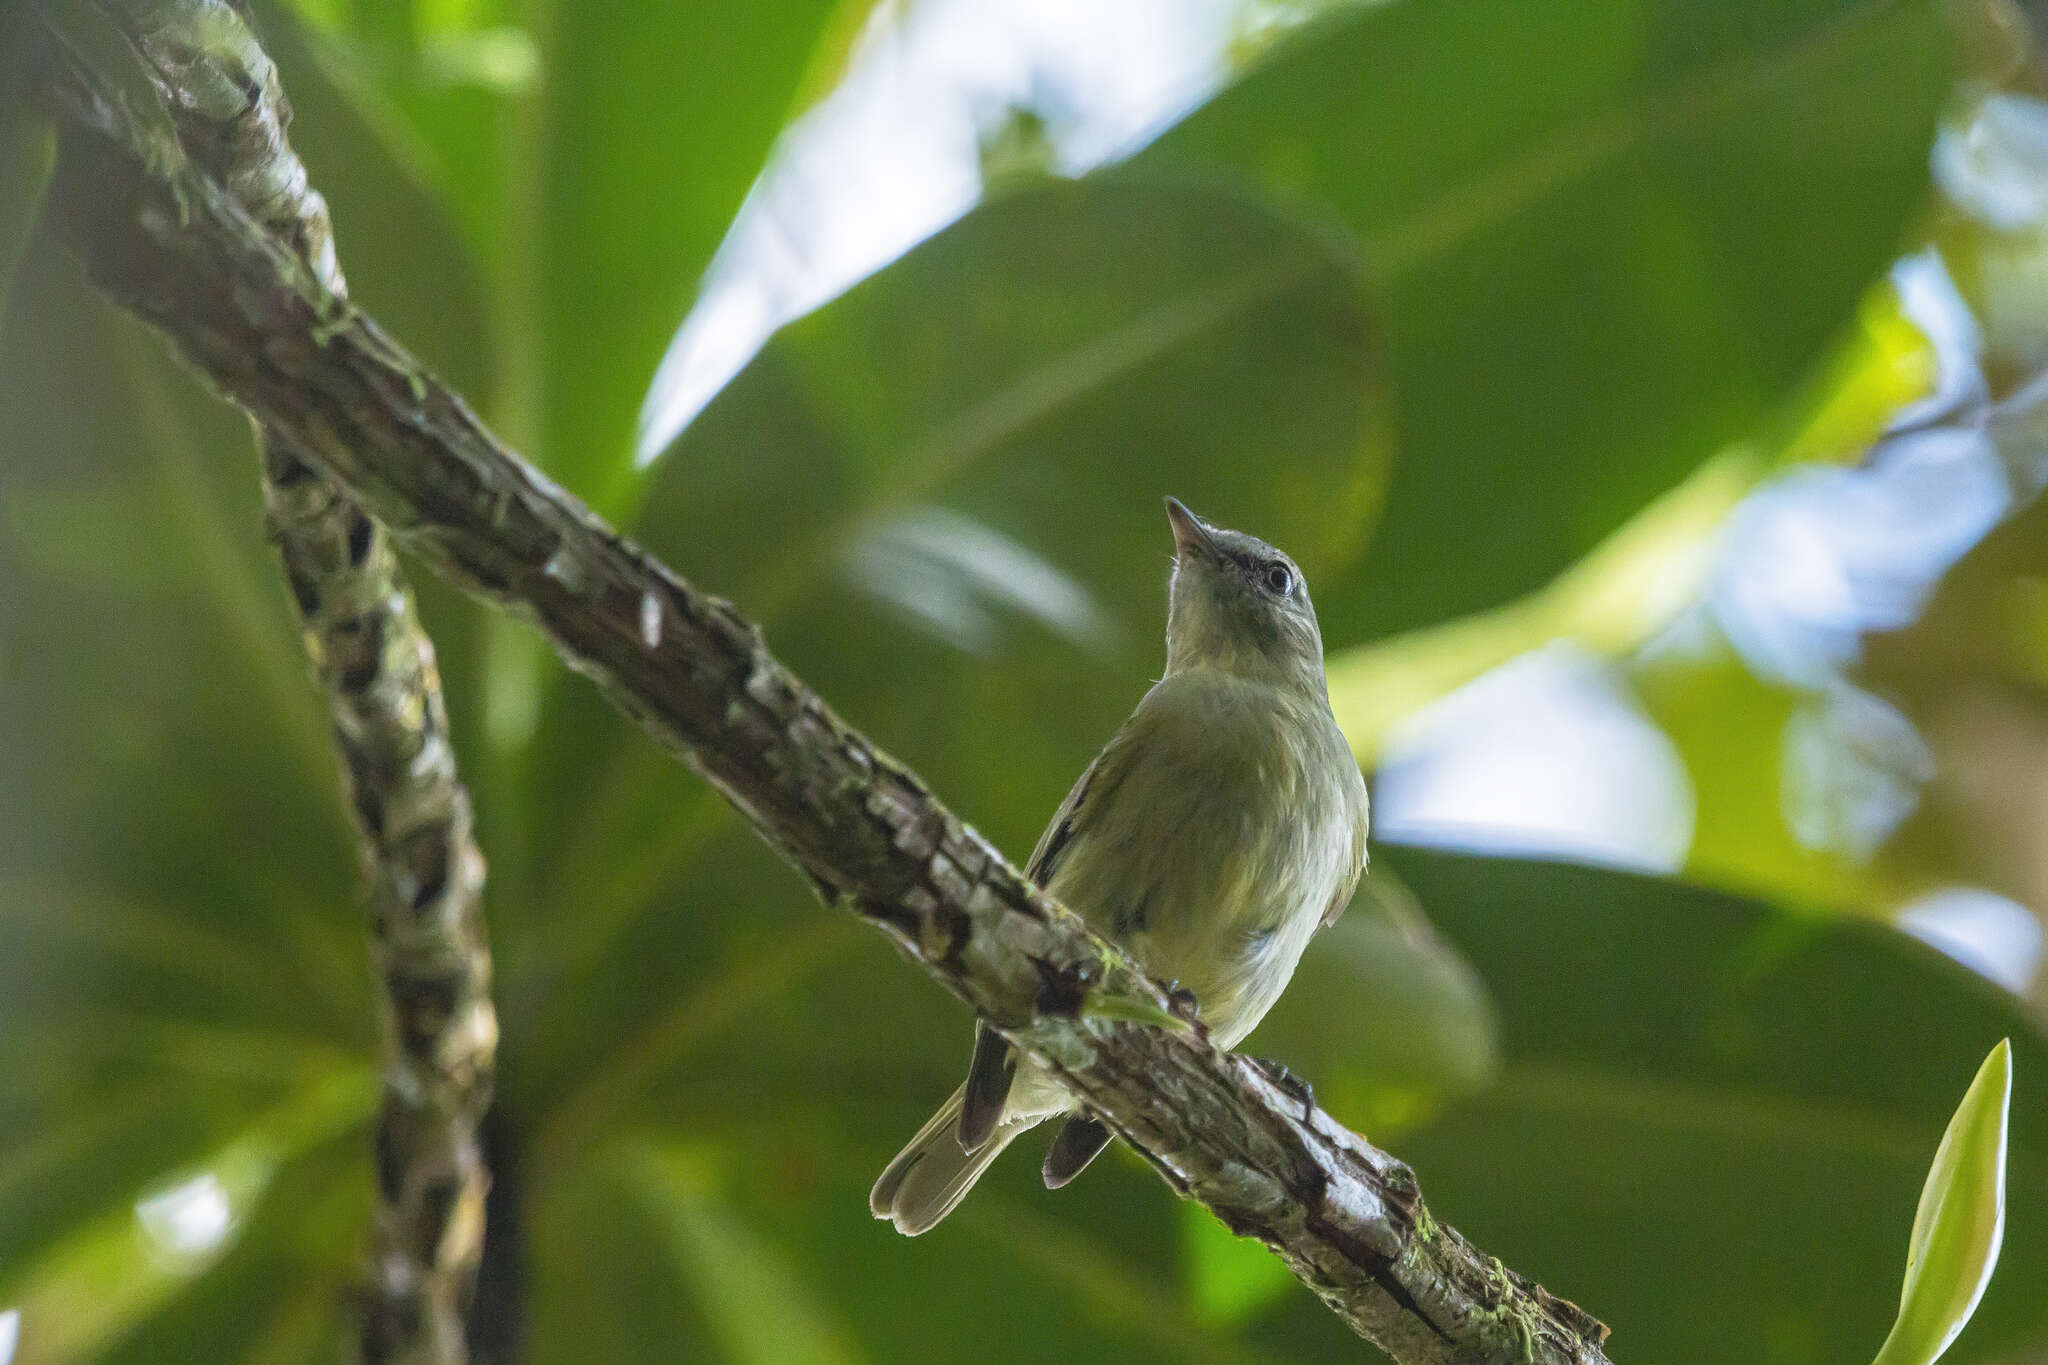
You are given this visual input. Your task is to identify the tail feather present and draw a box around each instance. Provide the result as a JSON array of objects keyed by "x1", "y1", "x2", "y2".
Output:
[{"x1": 871, "y1": 1085, "x2": 1034, "y2": 1236}]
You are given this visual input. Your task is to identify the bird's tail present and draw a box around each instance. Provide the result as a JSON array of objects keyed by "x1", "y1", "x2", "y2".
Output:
[{"x1": 870, "y1": 1084, "x2": 1034, "y2": 1236}]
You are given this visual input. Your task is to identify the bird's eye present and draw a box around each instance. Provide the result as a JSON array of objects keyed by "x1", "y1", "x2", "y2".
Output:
[{"x1": 1262, "y1": 562, "x2": 1293, "y2": 596}]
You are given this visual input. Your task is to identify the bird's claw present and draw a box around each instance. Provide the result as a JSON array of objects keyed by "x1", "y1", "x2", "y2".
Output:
[
  {"x1": 1162, "y1": 979, "x2": 1200, "y2": 1020},
  {"x1": 1251, "y1": 1056, "x2": 1316, "y2": 1116}
]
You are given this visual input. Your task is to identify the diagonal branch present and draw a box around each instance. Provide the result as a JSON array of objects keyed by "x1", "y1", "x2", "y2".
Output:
[
  {"x1": 42, "y1": 5, "x2": 498, "y2": 1360},
  {"x1": 37, "y1": 6, "x2": 1611, "y2": 1361}
]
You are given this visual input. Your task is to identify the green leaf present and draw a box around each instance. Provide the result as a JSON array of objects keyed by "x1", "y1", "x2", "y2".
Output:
[
  {"x1": 1379, "y1": 848, "x2": 2047, "y2": 1365},
  {"x1": 1252, "y1": 878, "x2": 1501, "y2": 1128},
  {"x1": 1181, "y1": 1202, "x2": 1294, "y2": 1329},
  {"x1": 1136, "y1": 0, "x2": 1955, "y2": 643},
  {"x1": 630, "y1": 1144, "x2": 867, "y2": 1365},
  {"x1": 0, "y1": 248, "x2": 374, "y2": 1348},
  {"x1": 542, "y1": 1, "x2": 843, "y2": 506},
  {"x1": 529, "y1": 1142, "x2": 867, "y2": 1365},
  {"x1": 93, "y1": 1131, "x2": 371, "y2": 1365},
  {"x1": 1, "y1": 1067, "x2": 372, "y2": 1365},
  {"x1": 1870, "y1": 1039, "x2": 2012, "y2": 1365}
]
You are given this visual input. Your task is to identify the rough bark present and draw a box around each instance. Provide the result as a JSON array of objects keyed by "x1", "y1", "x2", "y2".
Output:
[
  {"x1": 37, "y1": 5, "x2": 1612, "y2": 1361},
  {"x1": 39, "y1": 5, "x2": 498, "y2": 1360}
]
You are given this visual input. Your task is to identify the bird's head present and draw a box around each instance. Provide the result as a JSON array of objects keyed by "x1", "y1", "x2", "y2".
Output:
[{"x1": 1162, "y1": 497, "x2": 1328, "y2": 695}]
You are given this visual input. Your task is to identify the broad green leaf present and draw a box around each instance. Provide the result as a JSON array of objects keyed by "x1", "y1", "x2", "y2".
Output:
[
  {"x1": 1377, "y1": 847, "x2": 2047, "y2": 1365},
  {"x1": 1326, "y1": 260, "x2": 1938, "y2": 782},
  {"x1": 1136, "y1": 0, "x2": 1954, "y2": 644},
  {"x1": 1870, "y1": 1039, "x2": 2012, "y2": 1365},
  {"x1": 1252, "y1": 879, "x2": 1500, "y2": 1126},
  {"x1": 542, "y1": 1, "x2": 843, "y2": 505},
  {"x1": 530, "y1": 1134, "x2": 1284, "y2": 1365},
  {"x1": 0, "y1": 257, "x2": 361, "y2": 964}
]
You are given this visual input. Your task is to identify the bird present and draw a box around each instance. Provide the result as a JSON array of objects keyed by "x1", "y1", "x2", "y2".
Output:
[{"x1": 871, "y1": 496, "x2": 1370, "y2": 1235}]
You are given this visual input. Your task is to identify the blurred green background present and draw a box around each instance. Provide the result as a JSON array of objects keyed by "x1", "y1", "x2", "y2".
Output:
[{"x1": 3, "y1": 0, "x2": 2048, "y2": 1361}]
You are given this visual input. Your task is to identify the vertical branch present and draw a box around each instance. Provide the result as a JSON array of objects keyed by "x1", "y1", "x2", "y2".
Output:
[
  {"x1": 263, "y1": 435, "x2": 495, "y2": 1363},
  {"x1": 58, "y1": 3, "x2": 502, "y2": 1357}
]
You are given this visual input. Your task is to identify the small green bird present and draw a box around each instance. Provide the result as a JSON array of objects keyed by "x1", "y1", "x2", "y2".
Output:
[{"x1": 871, "y1": 497, "x2": 1370, "y2": 1234}]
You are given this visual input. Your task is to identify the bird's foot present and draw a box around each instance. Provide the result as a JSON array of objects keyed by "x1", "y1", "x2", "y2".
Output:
[
  {"x1": 1250, "y1": 1056, "x2": 1316, "y2": 1116},
  {"x1": 1161, "y1": 979, "x2": 1201, "y2": 1022}
]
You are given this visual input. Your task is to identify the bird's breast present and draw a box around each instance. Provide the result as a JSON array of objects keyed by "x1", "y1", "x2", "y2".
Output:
[{"x1": 1046, "y1": 674, "x2": 1361, "y2": 1047}]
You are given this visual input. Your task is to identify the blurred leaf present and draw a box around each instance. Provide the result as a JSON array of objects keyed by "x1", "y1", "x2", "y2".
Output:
[
  {"x1": 95, "y1": 1130, "x2": 370, "y2": 1365},
  {"x1": 0, "y1": 105, "x2": 53, "y2": 325},
  {"x1": 1636, "y1": 643, "x2": 1893, "y2": 910},
  {"x1": 1771, "y1": 278, "x2": 1941, "y2": 471},
  {"x1": 635, "y1": 176, "x2": 1383, "y2": 622},
  {"x1": 0, "y1": 236, "x2": 372, "y2": 1351},
  {"x1": 534, "y1": 1126, "x2": 1293, "y2": 1365},
  {"x1": 543, "y1": 1, "x2": 843, "y2": 505},
  {"x1": 2, "y1": 1066, "x2": 372, "y2": 1365},
  {"x1": 629, "y1": 1144, "x2": 866, "y2": 1365},
  {"x1": 1870, "y1": 1039, "x2": 2012, "y2": 1365},
  {"x1": 1254, "y1": 878, "x2": 1500, "y2": 1127},
  {"x1": 1380, "y1": 846, "x2": 2048, "y2": 1365},
  {"x1": 1137, "y1": 0, "x2": 1954, "y2": 643},
  {"x1": 783, "y1": 0, "x2": 893, "y2": 116},
  {"x1": 1181, "y1": 1203, "x2": 1294, "y2": 1330}
]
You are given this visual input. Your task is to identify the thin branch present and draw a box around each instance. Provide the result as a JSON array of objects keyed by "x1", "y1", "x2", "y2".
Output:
[
  {"x1": 43, "y1": 5, "x2": 498, "y2": 1359},
  {"x1": 38, "y1": 6, "x2": 1611, "y2": 1361}
]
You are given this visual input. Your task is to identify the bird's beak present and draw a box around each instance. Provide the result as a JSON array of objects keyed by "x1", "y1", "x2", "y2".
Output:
[{"x1": 1165, "y1": 496, "x2": 1218, "y2": 562}]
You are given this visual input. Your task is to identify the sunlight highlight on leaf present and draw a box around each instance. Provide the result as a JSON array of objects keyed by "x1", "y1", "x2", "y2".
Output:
[
  {"x1": 0, "y1": 1068, "x2": 372, "y2": 1365},
  {"x1": 1326, "y1": 453, "x2": 1755, "y2": 765},
  {"x1": 1870, "y1": 1039, "x2": 2012, "y2": 1365}
]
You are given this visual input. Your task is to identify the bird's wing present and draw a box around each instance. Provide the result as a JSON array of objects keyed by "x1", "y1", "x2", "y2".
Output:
[
  {"x1": 1025, "y1": 737, "x2": 1112, "y2": 888},
  {"x1": 962, "y1": 718, "x2": 1146, "y2": 1144},
  {"x1": 1320, "y1": 776, "x2": 1371, "y2": 931}
]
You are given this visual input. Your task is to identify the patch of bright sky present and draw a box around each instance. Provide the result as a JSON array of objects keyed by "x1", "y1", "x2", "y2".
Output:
[
  {"x1": 635, "y1": 0, "x2": 1343, "y2": 464},
  {"x1": 1704, "y1": 252, "x2": 2025, "y2": 694},
  {"x1": 133, "y1": 1171, "x2": 237, "y2": 1266},
  {"x1": 1374, "y1": 644, "x2": 1697, "y2": 873},
  {"x1": 1899, "y1": 887, "x2": 2047, "y2": 994},
  {"x1": 1935, "y1": 93, "x2": 2048, "y2": 232}
]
